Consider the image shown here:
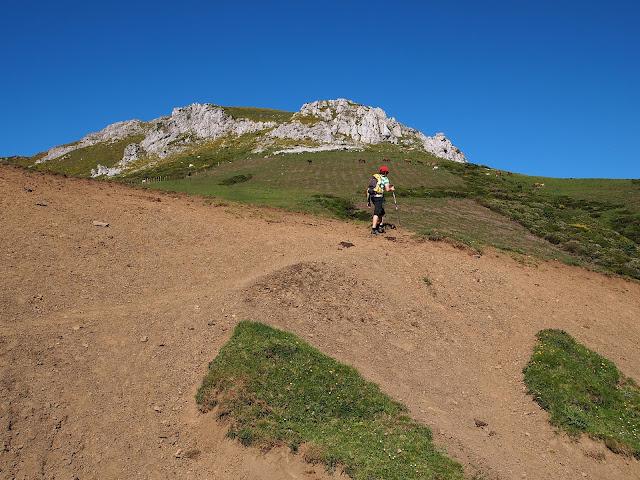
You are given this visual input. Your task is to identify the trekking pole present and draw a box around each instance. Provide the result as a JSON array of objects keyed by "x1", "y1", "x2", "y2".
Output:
[{"x1": 392, "y1": 191, "x2": 400, "y2": 228}]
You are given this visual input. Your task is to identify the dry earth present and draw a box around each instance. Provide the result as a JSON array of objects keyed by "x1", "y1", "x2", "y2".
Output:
[{"x1": 1, "y1": 165, "x2": 639, "y2": 480}]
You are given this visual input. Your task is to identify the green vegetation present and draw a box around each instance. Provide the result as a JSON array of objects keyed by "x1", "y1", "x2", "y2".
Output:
[
  {"x1": 122, "y1": 131, "x2": 266, "y2": 181},
  {"x1": 32, "y1": 136, "x2": 143, "y2": 177},
  {"x1": 197, "y1": 321, "x2": 464, "y2": 480},
  {"x1": 222, "y1": 106, "x2": 294, "y2": 123},
  {"x1": 524, "y1": 330, "x2": 640, "y2": 457},
  {"x1": 220, "y1": 173, "x2": 253, "y2": 185}
]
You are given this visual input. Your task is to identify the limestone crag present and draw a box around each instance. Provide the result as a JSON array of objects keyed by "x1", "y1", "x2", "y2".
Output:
[
  {"x1": 139, "y1": 104, "x2": 275, "y2": 158},
  {"x1": 91, "y1": 143, "x2": 146, "y2": 178},
  {"x1": 38, "y1": 98, "x2": 467, "y2": 177},
  {"x1": 269, "y1": 99, "x2": 465, "y2": 162},
  {"x1": 37, "y1": 120, "x2": 146, "y2": 164}
]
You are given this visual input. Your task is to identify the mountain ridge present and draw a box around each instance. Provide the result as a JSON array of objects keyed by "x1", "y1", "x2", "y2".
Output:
[{"x1": 27, "y1": 99, "x2": 466, "y2": 178}]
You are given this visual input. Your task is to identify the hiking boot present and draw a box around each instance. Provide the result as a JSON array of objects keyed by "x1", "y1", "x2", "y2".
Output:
[
  {"x1": 371, "y1": 228, "x2": 381, "y2": 235},
  {"x1": 376, "y1": 224, "x2": 385, "y2": 233}
]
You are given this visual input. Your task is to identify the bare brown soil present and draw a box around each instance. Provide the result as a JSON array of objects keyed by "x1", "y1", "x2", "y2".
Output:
[{"x1": 1, "y1": 165, "x2": 639, "y2": 480}]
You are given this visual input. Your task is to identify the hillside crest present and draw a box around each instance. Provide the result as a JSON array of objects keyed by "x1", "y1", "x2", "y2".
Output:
[{"x1": 34, "y1": 99, "x2": 467, "y2": 177}]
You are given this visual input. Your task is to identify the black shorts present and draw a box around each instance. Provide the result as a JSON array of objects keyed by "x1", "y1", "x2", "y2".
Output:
[{"x1": 372, "y1": 196, "x2": 385, "y2": 217}]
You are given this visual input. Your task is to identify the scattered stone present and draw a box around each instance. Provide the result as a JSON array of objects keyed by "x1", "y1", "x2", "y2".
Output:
[
  {"x1": 174, "y1": 448, "x2": 182, "y2": 458},
  {"x1": 36, "y1": 201, "x2": 48, "y2": 207},
  {"x1": 140, "y1": 336, "x2": 149, "y2": 343},
  {"x1": 474, "y1": 419, "x2": 488, "y2": 428},
  {"x1": 488, "y1": 430, "x2": 497, "y2": 436},
  {"x1": 72, "y1": 325, "x2": 81, "y2": 331},
  {"x1": 153, "y1": 405, "x2": 162, "y2": 413},
  {"x1": 92, "y1": 221, "x2": 109, "y2": 227},
  {"x1": 339, "y1": 241, "x2": 355, "y2": 248},
  {"x1": 24, "y1": 187, "x2": 33, "y2": 192}
]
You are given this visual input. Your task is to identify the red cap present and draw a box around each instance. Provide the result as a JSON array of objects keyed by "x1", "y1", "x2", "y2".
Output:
[{"x1": 379, "y1": 165, "x2": 389, "y2": 174}]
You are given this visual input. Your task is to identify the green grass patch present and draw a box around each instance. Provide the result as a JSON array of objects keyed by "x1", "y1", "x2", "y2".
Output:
[
  {"x1": 303, "y1": 194, "x2": 370, "y2": 221},
  {"x1": 197, "y1": 321, "x2": 464, "y2": 479},
  {"x1": 523, "y1": 329, "x2": 640, "y2": 457},
  {"x1": 222, "y1": 106, "x2": 294, "y2": 123},
  {"x1": 220, "y1": 173, "x2": 253, "y2": 185}
]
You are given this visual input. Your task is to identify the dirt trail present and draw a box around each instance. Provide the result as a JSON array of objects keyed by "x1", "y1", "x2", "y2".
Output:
[{"x1": 1, "y1": 165, "x2": 639, "y2": 480}]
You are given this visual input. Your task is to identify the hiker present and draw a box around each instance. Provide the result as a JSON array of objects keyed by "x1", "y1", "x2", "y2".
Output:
[{"x1": 367, "y1": 165, "x2": 395, "y2": 235}]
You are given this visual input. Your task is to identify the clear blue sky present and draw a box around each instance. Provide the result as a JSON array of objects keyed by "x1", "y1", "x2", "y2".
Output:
[{"x1": 1, "y1": 0, "x2": 638, "y2": 178}]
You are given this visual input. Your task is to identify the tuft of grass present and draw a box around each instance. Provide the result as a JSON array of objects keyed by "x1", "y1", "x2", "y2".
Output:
[
  {"x1": 523, "y1": 329, "x2": 640, "y2": 458},
  {"x1": 422, "y1": 276, "x2": 433, "y2": 286},
  {"x1": 197, "y1": 321, "x2": 464, "y2": 480},
  {"x1": 220, "y1": 173, "x2": 253, "y2": 185},
  {"x1": 303, "y1": 194, "x2": 370, "y2": 221}
]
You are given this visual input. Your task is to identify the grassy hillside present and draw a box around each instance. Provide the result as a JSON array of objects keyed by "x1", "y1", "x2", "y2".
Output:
[
  {"x1": 222, "y1": 106, "x2": 294, "y2": 123},
  {"x1": 6, "y1": 139, "x2": 640, "y2": 279},
  {"x1": 33, "y1": 135, "x2": 144, "y2": 177},
  {"x1": 135, "y1": 144, "x2": 639, "y2": 279}
]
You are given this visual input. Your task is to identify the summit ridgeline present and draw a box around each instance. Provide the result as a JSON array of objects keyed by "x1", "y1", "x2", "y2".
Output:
[{"x1": 26, "y1": 99, "x2": 466, "y2": 178}]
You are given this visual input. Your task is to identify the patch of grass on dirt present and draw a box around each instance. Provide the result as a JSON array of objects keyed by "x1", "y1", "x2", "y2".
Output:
[
  {"x1": 197, "y1": 321, "x2": 464, "y2": 480},
  {"x1": 523, "y1": 329, "x2": 640, "y2": 458}
]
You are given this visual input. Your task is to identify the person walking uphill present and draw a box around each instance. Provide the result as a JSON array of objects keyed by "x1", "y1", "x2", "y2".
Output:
[{"x1": 367, "y1": 165, "x2": 395, "y2": 235}]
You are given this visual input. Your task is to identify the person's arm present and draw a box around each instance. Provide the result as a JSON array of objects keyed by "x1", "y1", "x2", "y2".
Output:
[{"x1": 385, "y1": 183, "x2": 395, "y2": 192}]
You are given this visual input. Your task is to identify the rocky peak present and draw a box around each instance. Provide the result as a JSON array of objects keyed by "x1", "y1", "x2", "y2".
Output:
[{"x1": 37, "y1": 98, "x2": 467, "y2": 177}]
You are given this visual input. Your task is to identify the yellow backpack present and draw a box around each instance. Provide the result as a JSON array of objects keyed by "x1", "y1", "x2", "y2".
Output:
[{"x1": 372, "y1": 173, "x2": 385, "y2": 194}]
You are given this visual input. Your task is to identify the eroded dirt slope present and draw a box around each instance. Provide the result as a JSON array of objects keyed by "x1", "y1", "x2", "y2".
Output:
[{"x1": 1, "y1": 165, "x2": 639, "y2": 480}]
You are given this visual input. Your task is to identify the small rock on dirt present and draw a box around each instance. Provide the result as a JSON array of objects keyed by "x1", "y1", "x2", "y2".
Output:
[
  {"x1": 36, "y1": 201, "x2": 48, "y2": 207},
  {"x1": 92, "y1": 221, "x2": 109, "y2": 227},
  {"x1": 474, "y1": 419, "x2": 488, "y2": 428},
  {"x1": 153, "y1": 405, "x2": 162, "y2": 413},
  {"x1": 140, "y1": 336, "x2": 149, "y2": 343},
  {"x1": 339, "y1": 241, "x2": 355, "y2": 248}
]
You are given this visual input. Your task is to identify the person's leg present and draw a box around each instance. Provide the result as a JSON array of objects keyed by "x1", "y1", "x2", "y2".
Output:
[
  {"x1": 377, "y1": 206, "x2": 386, "y2": 231},
  {"x1": 372, "y1": 198, "x2": 383, "y2": 233}
]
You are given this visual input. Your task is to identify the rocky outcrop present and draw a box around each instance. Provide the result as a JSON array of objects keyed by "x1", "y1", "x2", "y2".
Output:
[
  {"x1": 268, "y1": 99, "x2": 466, "y2": 162},
  {"x1": 37, "y1": 120, "x2": 146, "y2": 164},
  {"x1": 41, "y1": 98, "x2": 467, "y2": 176},
  {"x1": 91, "y1": 142, "x2": 146, "y2": 178},
  {"x1": 139, "y1": 104, "x2": 275, "y2": 158}
]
